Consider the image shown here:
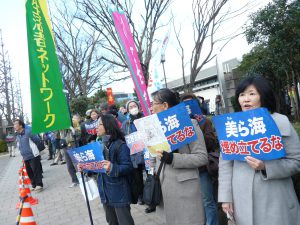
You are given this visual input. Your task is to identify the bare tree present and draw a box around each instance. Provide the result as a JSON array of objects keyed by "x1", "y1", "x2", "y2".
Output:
[
  {"x1": 0, "y1": 30, "x2": 23, "y2": 125},
  {"x1": 174, "y1": 0, "x2": 253, "y2": 91},
  {"x1": 14, "y1": 75, "x2": 24, "y2": 121},
  {"x1": 51, "y1": 1, "x2": 111, "y2": 99},
  {"x1": 76, "y1": 0, "x2": 172, "y2": 85},
  {"x1": 0, "y1": 30, "x2": 13, "y2": 125},
  {"x1": 173, "y1": 23, "x2": 188, "y2": 91}
]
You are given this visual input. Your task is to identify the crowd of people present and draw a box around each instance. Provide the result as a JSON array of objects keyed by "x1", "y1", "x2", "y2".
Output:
[{"x1": 12, "y1": 75, "x2": 300, "y2": 225}]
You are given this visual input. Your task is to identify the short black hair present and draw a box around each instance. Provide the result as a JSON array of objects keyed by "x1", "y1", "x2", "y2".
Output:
[
  {"x1": 100, "y1": 103, "x2": 109, "y2": 110},
  {"x1": 235, "y1": 75, "x2": 276, "y2": 113},
  {"x1": 14, "y1": 119, "x2": 25, "y2": 128},
  {"x1": 100, "y1": 114, "x2": 125, "y2": 141},
  {"x1": 151, "y1": 88, "x2": 179, "y2": 108},
  {"x1": 108, "y1": 105, "x2": 119, "y2": 118},
  {"x1": 180, "y1": 92, "x2": 197, "y2": 102},
  {"x1": 90, "y1": 109, "x2": 100, "y2": 115},
  {"x1": 198, "y1": 96, "x2": 204, "y2": 102}
]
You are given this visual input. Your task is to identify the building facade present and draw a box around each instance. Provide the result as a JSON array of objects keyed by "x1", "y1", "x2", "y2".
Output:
[{"x1": 164, "y1": 58, "x2": 240, "y2": 114}]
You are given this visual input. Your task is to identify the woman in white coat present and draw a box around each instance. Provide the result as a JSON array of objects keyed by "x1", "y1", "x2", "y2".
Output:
[{"x1": 218, "y1": 76, "x2": 300, "y2": 225}]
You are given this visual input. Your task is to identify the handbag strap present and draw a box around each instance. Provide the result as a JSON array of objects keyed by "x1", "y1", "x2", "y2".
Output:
[{"x1": 156, "y1": 161, "x2": 164, "y2": 177}]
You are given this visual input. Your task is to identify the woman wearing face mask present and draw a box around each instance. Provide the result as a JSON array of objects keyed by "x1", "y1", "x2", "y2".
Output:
[
  {"x1": 96, "y1": 114, "x2": 135, "y2": 225},
  {"x1": 121, "y1": 100, "x2": 150, "y2": 210},
  {"x1": 219, "y1": 76, "x2": 300, "y2": 225}
]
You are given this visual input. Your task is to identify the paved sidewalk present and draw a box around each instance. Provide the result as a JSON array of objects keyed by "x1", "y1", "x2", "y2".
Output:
[{"x1": 0, "y1": 152, "x2": 166, "y2": 225}]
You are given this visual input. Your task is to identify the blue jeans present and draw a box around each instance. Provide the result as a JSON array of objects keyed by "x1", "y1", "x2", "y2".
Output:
[{"x1": 199, "y1": 171, "x2": 218, "y2": 225}]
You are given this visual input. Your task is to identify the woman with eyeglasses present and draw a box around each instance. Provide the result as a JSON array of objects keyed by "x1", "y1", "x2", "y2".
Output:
[
  {"x1": 151, "y1": 88, "x2": 208, "y2": 225},
  {"x1": 96, "y1": 114, "x2": 135, "y2": 225}
]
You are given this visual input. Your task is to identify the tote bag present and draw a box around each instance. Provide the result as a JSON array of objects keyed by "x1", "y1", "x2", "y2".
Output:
[{"x1": 143, "y1": 161, "x2": 164, "y2": 206}]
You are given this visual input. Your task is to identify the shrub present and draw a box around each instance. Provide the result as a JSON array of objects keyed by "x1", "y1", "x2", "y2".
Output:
[{"x1": 0, "y1": 139, "x2": 8, "y2": 153}]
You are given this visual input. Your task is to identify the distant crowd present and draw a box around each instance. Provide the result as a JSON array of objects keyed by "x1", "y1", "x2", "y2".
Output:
[{"x1": 10, "y1": 75, "x2": 300, "y2": 225}]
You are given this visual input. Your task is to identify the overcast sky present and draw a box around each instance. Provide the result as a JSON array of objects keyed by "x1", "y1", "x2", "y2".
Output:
[{"x1": 0, "y1": 0, "x2": 271, "y2": 119}]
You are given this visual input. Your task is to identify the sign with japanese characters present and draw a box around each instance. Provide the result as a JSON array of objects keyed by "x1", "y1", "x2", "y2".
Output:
[
  {"x1": 134, "y1": 103, "x2": 198, "y2": 155},
  {"x1": 134, "y1": 114, "x2": 170, "y2": 157},
  {"x1": 67, "y1": 141, "x2": 106, "y2": 173},
  {"x1": 212, "y1": 108, "x2": 286, "y2": 161},
  {"x1": 26, "y1": 0, "x2": 71, "y2": 133},
  {"x1": 183, "y1": 99, "x2": 206, "y2": 125},
  {"x1": 125, "y1": 132, "x2": 147, "y2": 155},
  {"x1": 84, "y1": 120, "x2": 98, "y2": 136},
  {"x1": 157, "y1": 103, "x2": 198, "y2": 151}
]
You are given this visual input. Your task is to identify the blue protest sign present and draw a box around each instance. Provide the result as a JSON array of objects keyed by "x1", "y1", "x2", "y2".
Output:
[
  {"x1": 144, "y1": 148, "x2": 151, "y2": 171},
  {"x1": 125, "y1": 132, "x2": 147, "y2": 155},
  {"x1": 67, "y1": 141, "x2": 106, "y2": 173},
  {"x1": 157, "y1": 103, "x2": 197, "y2": 151},
  {"x1": 183, "y1": 99, "x2": 206, "y2": 125},
  {"x1": 212, "y1": 108, "x2": 286, "y2": 161}
]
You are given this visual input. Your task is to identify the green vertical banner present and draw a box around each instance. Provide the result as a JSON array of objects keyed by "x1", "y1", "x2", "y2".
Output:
[{"x1": 26, "y1": 0, "x2": 71, "y2": 133}]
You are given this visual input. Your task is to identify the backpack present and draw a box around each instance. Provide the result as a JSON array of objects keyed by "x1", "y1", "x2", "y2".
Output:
[
  {"x1": 113, "y1": 140, "x2": 140, "y2": 204},
  {"x1": 196, "y1": 118, "x2": 220, "y2": 178},
  {"x1": 30, "y1": 134, "x2": 45, "y2": 152}
]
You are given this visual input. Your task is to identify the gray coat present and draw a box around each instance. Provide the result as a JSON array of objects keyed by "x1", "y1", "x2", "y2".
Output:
[
  {"x1": 158, "y1": 119, "x2": 208, "y2": 225},
  {"x1": 218, "y1": 112, "x2": 300, "y2": 225}
]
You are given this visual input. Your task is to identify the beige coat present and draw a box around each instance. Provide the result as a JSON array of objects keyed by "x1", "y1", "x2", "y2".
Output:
[
  {"x1": 157, "y1": 119, "x2": 208, "y2": 225},
  {"x1": 218, "y1": 113, "x2": 300, "y2": 225}
]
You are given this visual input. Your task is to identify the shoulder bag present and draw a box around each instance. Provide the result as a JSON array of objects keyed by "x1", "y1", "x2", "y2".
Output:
[{"x1": 143, "y1": 161, "x2": 164, "y2": 206}]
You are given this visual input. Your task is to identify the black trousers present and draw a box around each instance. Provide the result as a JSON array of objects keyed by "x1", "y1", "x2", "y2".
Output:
[
  {"x1": 135, "y1": 164, "x2": 144, "y2": 199},
  {"x1": 103, "y1": 204, "x2": 135, "y2": 225},
  {"x1": 24, "y1": 156, "x2": 43, "y2": 188},
  {"x1": 63, "y1": 148, "x2": 79, "y2": 183}
]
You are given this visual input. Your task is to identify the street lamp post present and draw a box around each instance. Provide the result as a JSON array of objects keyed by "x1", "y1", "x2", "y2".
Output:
[
  {"x1": 216, "y1": 52, "x2": 229, "y2": 113},
  {"x1": 161, "y1": 53, "x2": 167, "y2": 88}
]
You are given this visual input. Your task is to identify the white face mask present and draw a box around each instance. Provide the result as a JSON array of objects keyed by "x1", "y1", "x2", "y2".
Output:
[{"x1": 129, "y1": 107, "x2": 139, "y2": 116}]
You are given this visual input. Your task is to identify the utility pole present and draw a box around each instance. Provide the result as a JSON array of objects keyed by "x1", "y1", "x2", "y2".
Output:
[
  {"x1": 216, "y1": 52, "x2": 229, "y2": 113},
  {"x1": 161, "y1": 53, "x2": 167, "y2": 88}
]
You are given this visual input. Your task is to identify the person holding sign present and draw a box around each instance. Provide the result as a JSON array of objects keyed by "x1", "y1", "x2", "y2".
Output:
[
  {"x1": 181, "y1": 93, "x2": 219, "y2": 225},
  {"x1": 80, "y1": 109, "x2": 100, "y2": 145},
  {"x1": 151, "y1": 88, "x2": 208, "y2": 225},
  {"x1": 121, "y1": 100, "x2": 147, "y2": 207},
  {"x1": 218, "y1": 76, "x2": 300, "y2": 225},
  {"x1": 96, "y1": 114, "x2": 135, "y2": 225}
]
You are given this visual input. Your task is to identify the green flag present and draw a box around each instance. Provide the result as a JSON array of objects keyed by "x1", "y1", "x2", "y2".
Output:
[{"x1": 26, "y1": 0, "x2": 71, "y2": 133}]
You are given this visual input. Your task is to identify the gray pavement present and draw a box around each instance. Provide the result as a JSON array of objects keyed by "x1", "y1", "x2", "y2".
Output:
[
  {"x1": 0, "y1": 153, "x2": 12, "y2": 183},
  {"x1": 0, "y1": 151, "x2": 166, "y2": 225}
]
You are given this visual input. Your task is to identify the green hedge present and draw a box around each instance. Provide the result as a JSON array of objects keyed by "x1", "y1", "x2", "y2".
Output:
[
  {"x1": 293, "y1": 122, "x2": 300, "y2": 137},
  {"x1": 0, "y1": 139, "x2": 7, "y2": 153}
]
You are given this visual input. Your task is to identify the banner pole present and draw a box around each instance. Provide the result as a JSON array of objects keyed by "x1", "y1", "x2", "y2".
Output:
[
  {"x1": 15, "y1": 196, "x2": 26, "y2": 225},
  {"x1": 81, "y1": 171, "x2": 94, "y2": 225}
]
